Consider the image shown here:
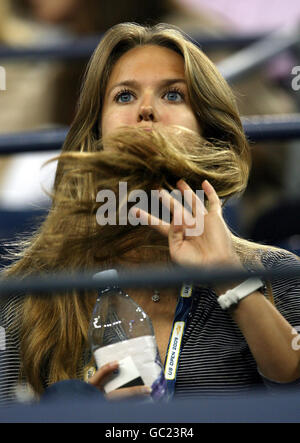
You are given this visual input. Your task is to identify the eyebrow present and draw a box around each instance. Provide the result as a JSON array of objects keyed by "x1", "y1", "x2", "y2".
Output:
[{"x1": 107, "y1": 78, "x2": 187, "y2": 97}]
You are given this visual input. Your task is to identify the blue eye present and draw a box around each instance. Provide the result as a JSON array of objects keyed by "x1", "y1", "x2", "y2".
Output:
[
  {"x1": 164, "y1": 89, "x2": 184, "y2": 102},
  {"x1": 115, "y1": 90, "x2": 134, "y2": 103}
]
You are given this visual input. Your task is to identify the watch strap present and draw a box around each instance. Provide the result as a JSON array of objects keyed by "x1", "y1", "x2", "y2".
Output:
[{"x1": 218, "y1": 277, "x2": 264, "y2": 310}]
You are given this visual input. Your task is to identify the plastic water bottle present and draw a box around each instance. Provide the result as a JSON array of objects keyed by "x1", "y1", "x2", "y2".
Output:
[{"x1": 88, "y1": 269, "x2": 167, "y2": 401}]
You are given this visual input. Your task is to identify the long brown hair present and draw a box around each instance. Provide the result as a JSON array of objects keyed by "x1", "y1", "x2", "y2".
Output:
[{"x1": 3, "y1": 22, "x2": 271, "y2": 395}]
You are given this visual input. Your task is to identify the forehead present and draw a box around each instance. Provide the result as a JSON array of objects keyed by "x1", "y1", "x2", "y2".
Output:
[{"x1": 107, "y1": 45, "x2": 185, "y2": 87}]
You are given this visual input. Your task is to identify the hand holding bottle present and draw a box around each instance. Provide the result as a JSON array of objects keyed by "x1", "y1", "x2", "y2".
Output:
[
  {"x1": 88, "y1": 270, "x2": 167, "y2": 402},
  {"x1": 88, "y1": 361, "x2": 152, "y2": 400}
]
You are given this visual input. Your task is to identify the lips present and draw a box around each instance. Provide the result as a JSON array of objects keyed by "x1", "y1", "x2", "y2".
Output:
[{"x1": 139, "y1": 126, "x2": 153, "y2": 132}]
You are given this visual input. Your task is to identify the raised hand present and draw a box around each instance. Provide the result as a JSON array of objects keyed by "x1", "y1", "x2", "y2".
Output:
[{"x1": 133, "y1": 179, "x2": 242, "y2": 269}]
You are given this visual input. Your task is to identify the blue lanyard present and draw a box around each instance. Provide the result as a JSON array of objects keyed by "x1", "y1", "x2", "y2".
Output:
[{"x1": 163, "y1": 283, "x2": 194, "y2": 399}]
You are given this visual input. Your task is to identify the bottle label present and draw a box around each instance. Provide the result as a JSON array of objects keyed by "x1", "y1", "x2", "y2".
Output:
[{"x1": 94, "y1": 335, "x2": 167, "y2": 400}]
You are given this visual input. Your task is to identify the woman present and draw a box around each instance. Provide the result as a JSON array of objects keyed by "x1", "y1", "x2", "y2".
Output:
[{"x1": 1, "y1": 22, "x2": 300, "y2": 405}]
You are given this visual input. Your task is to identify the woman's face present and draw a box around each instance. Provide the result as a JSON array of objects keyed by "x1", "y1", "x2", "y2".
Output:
[{"x1": 101, "y1": 45, "x2": 201, "y2": 137}]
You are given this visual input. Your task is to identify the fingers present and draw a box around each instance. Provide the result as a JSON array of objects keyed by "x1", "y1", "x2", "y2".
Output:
[
  {"x1": 131, "y1": 179, "x2": 219, "y2": 234},
  {"x1": 160, "y1": 188, "x2": 195, "y2": 227},
  {"x1": 88, "y1": 361, "x2": 119, "y2": 389},
  {"x1": 132, "y1": 207, "x2": 170, "y2": 237},
  {"x1": 177, "y1": 179, "x2": 220, "y2": 215},
  {"x1": 201, "y1": 180, "x2": 221, "y2": 213},
  {"x1": 132, "y1": 193, "x2": 192, "y2": 238},
  {"x1": 176, "y1": 179, "x2": 208, "y2": 217},
  {"x1": 88, "y1": 362, "x2": 152, "y2": 401}
]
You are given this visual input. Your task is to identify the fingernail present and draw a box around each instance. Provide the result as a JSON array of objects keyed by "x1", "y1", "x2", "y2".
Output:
[{"x1": 202, "y1": 180, "x2": 211, "y2": 190}]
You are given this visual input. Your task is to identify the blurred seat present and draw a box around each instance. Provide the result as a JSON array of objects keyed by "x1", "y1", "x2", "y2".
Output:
[{"x1": 249, "y1": 199, "x2": 300, "y2": 256}]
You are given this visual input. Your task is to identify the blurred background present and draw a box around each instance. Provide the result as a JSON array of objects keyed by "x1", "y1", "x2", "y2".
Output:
[{"x1": 0, "y1": 0, "x2": 299, "y2": 268}]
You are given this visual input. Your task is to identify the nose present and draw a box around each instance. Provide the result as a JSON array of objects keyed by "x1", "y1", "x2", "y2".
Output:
[{"x1": 138, "y1": 105, "x2": 156, "y2": 122}]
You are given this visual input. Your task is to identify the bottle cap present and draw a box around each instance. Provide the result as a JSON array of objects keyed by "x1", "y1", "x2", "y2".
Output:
[{"x1": 93, "y1": 269, "x2": 120, "y2": 292}]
